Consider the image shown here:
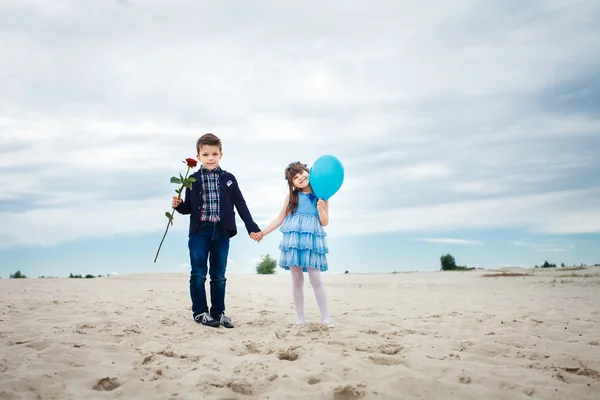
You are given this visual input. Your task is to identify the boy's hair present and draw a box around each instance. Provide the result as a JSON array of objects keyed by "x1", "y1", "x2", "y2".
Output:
[
  {"x1": 196, "y1": 133, "x2": 222, "y2": 154},
  {"x1": 284, "y1": 161, "x2": 309, "y2": 214}
]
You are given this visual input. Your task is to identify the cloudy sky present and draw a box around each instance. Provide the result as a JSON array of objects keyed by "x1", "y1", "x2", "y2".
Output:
[{"x1": 1, "y1": 0, "x2": 599, "y2": 278}]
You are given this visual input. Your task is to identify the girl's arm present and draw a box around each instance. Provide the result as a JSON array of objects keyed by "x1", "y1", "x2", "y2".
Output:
[
  {"x1": 317, "y1": 199, "x2": 329, "y2": 226},
  {"x1": 260, "y1": 193, "x2": 290, "y2": 237}
]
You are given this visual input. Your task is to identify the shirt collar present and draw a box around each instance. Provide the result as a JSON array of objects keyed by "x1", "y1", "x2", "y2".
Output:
[{"x1": 200, "y1": 165, "x2": 222, "y2": 175}]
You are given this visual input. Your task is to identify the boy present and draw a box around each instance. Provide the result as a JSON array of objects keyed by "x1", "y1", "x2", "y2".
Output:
[{"x1": 172, "y1": 133, "x2": 262, "y2": 328}]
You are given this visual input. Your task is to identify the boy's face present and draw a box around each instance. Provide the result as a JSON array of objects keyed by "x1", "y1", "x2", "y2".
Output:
[{"x1": 197, "y1": 145, "x2": 222, "y2": 170}]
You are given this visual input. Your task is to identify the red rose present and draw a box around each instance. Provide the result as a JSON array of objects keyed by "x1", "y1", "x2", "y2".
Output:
[{"x1": 155, "y1": 157, "x2": 198, "y2": 262}]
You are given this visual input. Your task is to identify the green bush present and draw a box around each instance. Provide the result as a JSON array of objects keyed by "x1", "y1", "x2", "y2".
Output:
[
  {"x1": 256, "y1": 254, "x2": 277, "y2": 274},
  {"x1": 440, "y1": 254, "x2": 457, "y2": 271},
  {"x1": 10, "y1": 270, "x2": 27, "y2": 279},
  {"x1": 541, "y1": 261, "x2": 557, "y2": 268},
  {"x1": 69, "y1": 273, "x2": 101, "y2": 278},
  {"x1": 440, "y1": 254, "x2": 471, "y2": 271}
]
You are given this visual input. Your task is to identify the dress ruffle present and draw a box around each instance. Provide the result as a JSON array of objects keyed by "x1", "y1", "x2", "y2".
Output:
[
  {"x1": 280, "y1": 212, "x2": 326, "y2": 235},
  {"x1": 278, "y1": 211, "x2": 328, "y2": 272},
  {"x1": 278, "y1": 249, "x2": 328, "y2": 272},
  {"x1": 279, "y1": 231, "x2": 328, "y2": 254}
]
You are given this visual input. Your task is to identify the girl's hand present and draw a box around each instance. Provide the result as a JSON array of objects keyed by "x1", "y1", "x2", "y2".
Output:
[
  {"x1": 316, "y1": 199, "x2": 329, "y2": 226},
  {"x1": 317, "y1": 199, "x2": 326, "y2": 213},
  {"x1": 250, "y1": 232, "x2": 263, "y2": 242}
]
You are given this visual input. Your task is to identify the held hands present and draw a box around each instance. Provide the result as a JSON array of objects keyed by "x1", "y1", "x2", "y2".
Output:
[
  {"x1": 172, "y1": 196, "x2": 183, "y2": 208},
  {"x1": 250, "y1": 231, "x2": 264, "y2": 243}
]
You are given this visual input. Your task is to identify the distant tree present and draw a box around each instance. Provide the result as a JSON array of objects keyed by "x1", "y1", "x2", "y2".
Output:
[
  {"x1": 440, "y1": 254, "x2": 457, "y2": 271},
  {"x1": 256, "y1": 254, "x2": 277, "y2": 275},
  {"x1": 541, "y1": 261, "x2": 557, "y2": 268},
  {"x1": 10, "y1": 270, "x2": 27, "y2": 279},
  {"x1": 561, "y1": 262, "x2": 565, "y2": 268}
]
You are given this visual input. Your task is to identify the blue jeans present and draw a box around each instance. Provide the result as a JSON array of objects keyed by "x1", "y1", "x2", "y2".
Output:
[{"x1": 188, "y1": 222, "x2": 230, "y2": 318}]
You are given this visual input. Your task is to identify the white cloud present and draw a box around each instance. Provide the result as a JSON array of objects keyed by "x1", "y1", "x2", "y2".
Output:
[
  {"x1": 510, "y1": 240, "x2": 576, "y2": 253},
  {"x1": 320, "y1": 187, "x2": 600, "y2": 237},
  {"x1": 393, "y1": 164, "x2": 453, "y2": 181},
  {"x1": 0, "y1": 197, "x2": 176, "y2": 248},
  {"x1": 415, "y1": 238, "x2": 483, "y2": 245},
  {"x1": 0, "y1": 0, "x2": 599, "y2": 250}
]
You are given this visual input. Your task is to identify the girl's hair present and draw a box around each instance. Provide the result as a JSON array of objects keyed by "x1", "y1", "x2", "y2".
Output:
[{"x1": 284, "y1": 161, "x2": 309, "y2": 214}]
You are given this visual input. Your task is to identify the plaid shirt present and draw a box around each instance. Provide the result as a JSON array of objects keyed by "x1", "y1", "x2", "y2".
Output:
[{"x1": 199, "y1": 166, "x2": 221, "y2": 222}]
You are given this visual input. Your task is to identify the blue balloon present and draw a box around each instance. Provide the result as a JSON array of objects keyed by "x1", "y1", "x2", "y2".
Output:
[{"x1": 309, "y1": 155, "x2": 344, "y2": 200}]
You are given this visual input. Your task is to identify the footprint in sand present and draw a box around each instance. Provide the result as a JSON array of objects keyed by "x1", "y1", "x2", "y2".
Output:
[
  {"x1": 277, "y1": 348, "x2": 299, "y2": 361},
  {"x1": 244, "y1": 341, "x2": 262, "y2": 354},
  {"x1": 230, "y1": 341, "x2": 263, "y2": 356},
  {"x1": 355, "y1": 343, "x2": 404, "y2": 356},
  {"x1": 360, "y1": 329, "x2": 379, "y2": 335},
  {"x1": 160, "y1": 318, "x2": 176, "y2": 326},
  {"x1": 379, "y1": 344, "x2": 403, "y2": 355},
  {"x1": 92, "y1": 377, "x2": 121, "y2": 391},
  {"x1": 562, "y1": 366, "x2": 600, "y2": 381},
  {"x1": 228, "y1": 380, "x2": 254, "y2": 395},
  {"x1": 124, "y1": 325, "x2": 141, "y2": 334},
  {"x1": 141, "y1": 349, "x2": 180, "y2": 365},
  {"x1": 333, "y1": 384, "x2": 366, "y2": 400}
]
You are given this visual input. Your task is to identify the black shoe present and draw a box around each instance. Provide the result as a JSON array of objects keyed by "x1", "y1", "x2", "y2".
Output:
[
  {"x1": 218, "y1": 314, "x2": 234, "y2": 329},
  {"x1": 193, "y1": 312, "x2": 220, "y2": 328}
]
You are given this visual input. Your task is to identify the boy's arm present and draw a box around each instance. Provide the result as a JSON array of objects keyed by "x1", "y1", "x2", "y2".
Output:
[
  {"x1": 230, "y1": 176, "x2": 260, "y2": 233},
  {"x1": 175, "y1": 186, "x2": 192, "y2": 215}
]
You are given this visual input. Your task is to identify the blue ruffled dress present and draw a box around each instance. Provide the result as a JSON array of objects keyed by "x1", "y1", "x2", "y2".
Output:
[{"x1": 279, "y1": 191, "x2": 328, "y2": 272}]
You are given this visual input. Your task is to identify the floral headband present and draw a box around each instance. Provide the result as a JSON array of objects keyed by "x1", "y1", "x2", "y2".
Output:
[{"x1": 284, "y1": 161, "x2": 307, "y2": 180}]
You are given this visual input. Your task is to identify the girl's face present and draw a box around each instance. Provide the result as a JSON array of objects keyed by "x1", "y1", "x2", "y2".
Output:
[{"x1": 292, "y1": 170, "x2": 310, "y2": 190}]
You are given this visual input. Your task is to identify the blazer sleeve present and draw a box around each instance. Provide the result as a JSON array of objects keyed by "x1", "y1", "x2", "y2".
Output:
[{"x1": 230, "y1": 175, "x2": 260, "y2": 233}]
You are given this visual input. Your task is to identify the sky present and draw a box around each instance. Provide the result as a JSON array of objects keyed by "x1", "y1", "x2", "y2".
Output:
[{"x1": 1, "y1": 0, "x2": 599, "y2": 278}]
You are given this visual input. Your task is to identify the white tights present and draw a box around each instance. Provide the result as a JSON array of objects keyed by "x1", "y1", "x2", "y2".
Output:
[{"x1": 290, "y1": 267, "x2": 331, "y2": 324}]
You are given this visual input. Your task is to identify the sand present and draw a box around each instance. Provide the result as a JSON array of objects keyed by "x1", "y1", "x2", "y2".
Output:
[{"x1": 1, "y1": 267, "x2": 599, "y2": 400}]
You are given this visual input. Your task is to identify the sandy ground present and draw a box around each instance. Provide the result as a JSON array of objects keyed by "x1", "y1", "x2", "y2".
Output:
[{"x1": 1, "y1": 267, "x2": 599, "y2": 400}]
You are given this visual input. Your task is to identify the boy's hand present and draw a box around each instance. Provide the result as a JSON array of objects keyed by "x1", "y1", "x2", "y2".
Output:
[
  {"x1": 172, "y1": 196, "x2": 183, "y2": 208},
  {"x1": 317, "y1": 199, "x2": 326, "y2": 213},
  {"x1": 250, "y1": 232, "x2": 263, "y2": 242}
]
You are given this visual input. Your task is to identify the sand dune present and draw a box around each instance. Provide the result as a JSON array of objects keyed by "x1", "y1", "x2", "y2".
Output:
[{"x1": 1, "y1": 267, "x2": 599, "y2": 399}]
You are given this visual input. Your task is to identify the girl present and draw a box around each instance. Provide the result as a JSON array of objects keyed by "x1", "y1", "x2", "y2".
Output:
[{"x1": 260, "y1": 161, "x2": 333, "y2": 326}]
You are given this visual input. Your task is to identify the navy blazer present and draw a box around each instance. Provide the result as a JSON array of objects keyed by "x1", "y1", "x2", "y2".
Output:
[{"x1": 175, "y1": 168, "x2": 260, "y2": 238}]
